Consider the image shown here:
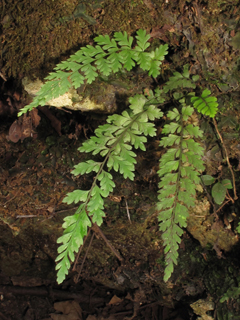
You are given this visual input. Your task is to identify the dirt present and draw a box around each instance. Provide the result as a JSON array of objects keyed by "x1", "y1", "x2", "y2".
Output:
[
  {"x1": 0, "y1": 112, "x2": 182, "y2": 319},
  {"x1": 0, "y1": 106, "x2": 239, "y2": 319}
]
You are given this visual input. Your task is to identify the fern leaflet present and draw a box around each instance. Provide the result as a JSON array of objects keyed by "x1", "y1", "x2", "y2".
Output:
[{"x1": 191, "y1": 89, "x2": 218, "y2": 118}]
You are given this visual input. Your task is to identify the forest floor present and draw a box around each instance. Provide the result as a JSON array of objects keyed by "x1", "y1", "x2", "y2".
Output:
[{"x1": 1, "y1": 0, "x2": 240, "y2": 319}]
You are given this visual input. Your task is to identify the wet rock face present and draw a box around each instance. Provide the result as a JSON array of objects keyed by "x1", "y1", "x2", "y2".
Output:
[
  {"x1": 187, "y1": 198, "x2": 239, "y2": 253},
  {"x1": 22, "y1": 77, "x2": 119, "y2": 114},
  {"x1": 191, "y1": 298, "x2": 215, "y2": 320}
]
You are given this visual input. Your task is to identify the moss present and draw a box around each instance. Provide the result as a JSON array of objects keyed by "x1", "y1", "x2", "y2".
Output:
[
  {"x1": 2, "y1": 0, "x2": 239, "y2": 92},
  {"x1": 1, "y1": 0, "x2": 163, "y2": 78}
]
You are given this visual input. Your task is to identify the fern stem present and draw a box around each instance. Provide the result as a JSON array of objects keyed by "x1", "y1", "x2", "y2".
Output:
[
  {"x1": 175, "y1": 111, "x2": 184, "y2": 204},
  {"x1": 72, "y1": 227, "x2": 91, "y2": 271},
  {"x1": 84, "y1": 153, "x2": 110, "y2": 207},
  {"x1": 75, "y1": 231, "x2": 95, "y2": 283},
  {"x1": 169, "y1": 110, "x2": 184, "y2": 241}
]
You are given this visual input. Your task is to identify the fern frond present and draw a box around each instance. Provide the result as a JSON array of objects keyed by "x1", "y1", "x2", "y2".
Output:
[
  {"x1": 163, "y1": 64, "x2": 198, "y2": 94},
  {"x1": 55, "y1": 95, "x2": 163, "y2": 283},
  {"x1": 157, "y1": 101, "x2": 204, "y2": 282},
  {"x1": 191, "y1": 89, "x2": 218, "y2": 118},
  {"x1": 18, "y1": 30, "x2": 168, "y2": 116}
]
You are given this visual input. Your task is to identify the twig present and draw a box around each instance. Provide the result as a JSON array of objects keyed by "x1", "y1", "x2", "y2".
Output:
[
  {"x1": 213, "y1": 118, "x2": 238, "y2": 200},
  {"x1": 216, "y1": 199, "x2": 231, "y2": 214},
  {"x1": 75, "y1": 232, "x2": 95, "y2": 283},
  {"x1": 91, "y1": 223, "x2": 123, "y2": 261},
  {"x1": 193, "y1": 0, "x2": 205, "y2": 35},
  {"x1": 73, "y1": 223, "x2": 123, "y2": 282},
  {"x1": 3, "y1": 190, "x2": 20, "y2": 205},
  {"x1": 54, "y1": 206, "x2": 79, "y2": 214},
  {"x1": 72, "y1": 227, "x2": 91, "y2": 271},
  {"x1": 0, "y1": 285, "x2": 105, "y2": 304},
  {"x1": 16, "y1": 215, "x2": 38, "y2": 218},
  {"x1": 125, "y1": 198, "x2": 132, "y2": 224},
  {"x1": 216, "y1": 190, "x2": 234, "y2": 214},
  {"x1": 0, "y1": 72, "x2": 7, "y2": 81},
  {"x1": 225, "y1": 189, "x2": 234, "y2": 203},
  {"x1": 16, "y1": 206, "x2": 79, "y2": 219}
]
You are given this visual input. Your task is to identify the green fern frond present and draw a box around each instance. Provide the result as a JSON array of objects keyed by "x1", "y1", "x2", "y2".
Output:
[
  {"x1": 55, "y1": 94, "x2": 163, "y2": 283},
  {"x1": 157, "y1": 101, "x2": 205, "y2": 282},
  {"x1": 18, "y1": 30, "x2": 168, "y2": 116},
  {"x1": 163, "y1": 64, "x2": 199, "y2": 94},
  {"x1": 191, "y1": 89, "x2": 218, "y2": 118}
]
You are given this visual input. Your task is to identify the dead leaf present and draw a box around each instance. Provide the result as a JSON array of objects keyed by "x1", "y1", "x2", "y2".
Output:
[
  {"x1": 162, "y1": 24, "x2": 175, "y2": 32},
  {"x1": 21, "y1": 114, "x2": 32, "y2": 140},
  {"x1": 108, "y1": 295, "x2": 123, "y2": 305},
  {"x1": 125, "y1": 292, "x2": 133, "y2": 301},
  {"x1": 13, "y1": 91, "x2": 21, "y2": 101},
  {"x1": 47, "y1": 206, "x2": 55, "y2": 213},
  {"x1": 31, "y1": 108, "x2": 41, "y2": 127},
  {"x1": 150, "y1": 27, "x2": 168, "y2": 42},
  {"x1": 230, "y1": 29, "x2": 235, "y2": 37},
  {"x1": 7, "y1": 120, "x2": 22, "y2": 143},
  {"x1": 150, "y1": 25, "x2": 175, "y2": 42},
  {"x1": 51, "y1": 301, "x2": 82, "y2": 320},
  {"x1": 68, "y1": 133, "x2": 75, "y2": 139},
  {"x1": 212, "y1": 243, "x2": 224, "y2": 259}
]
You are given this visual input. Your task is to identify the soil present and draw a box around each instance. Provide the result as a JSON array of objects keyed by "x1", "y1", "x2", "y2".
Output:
[{"x1": 0, "y1": 103, "x2": 240, "y2": 319}]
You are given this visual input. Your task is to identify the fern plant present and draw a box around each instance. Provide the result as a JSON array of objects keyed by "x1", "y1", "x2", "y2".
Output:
[{"x1": 18, "y1": 29, "x2": 222, "y2": 284}]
